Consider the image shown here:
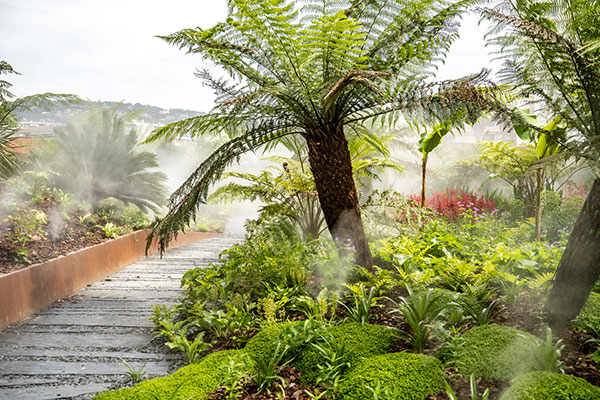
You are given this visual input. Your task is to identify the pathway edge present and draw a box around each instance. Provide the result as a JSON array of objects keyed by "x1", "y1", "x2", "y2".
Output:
[{"x1": 0, "y1": 230, "x2": 217, "y2": 330}]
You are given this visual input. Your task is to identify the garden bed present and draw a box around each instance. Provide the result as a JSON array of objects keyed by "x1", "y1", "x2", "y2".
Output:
[{"x1": 0, "y1": 229, "x2": 216, "y2": 330}]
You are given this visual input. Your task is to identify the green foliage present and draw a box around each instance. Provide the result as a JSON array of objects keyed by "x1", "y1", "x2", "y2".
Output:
[
  {"x1": 252, "y1": 342, "x2": 288, "y2": 393},
  {"x1": 245, "y1": 322, "x2": 294, "y2": 365},
  {"x1": 119, "y1": 358, "x2": 148, "y2": 383},
  {"x1": 5, "y1": 208, "x2": 47, "y2": 243},
  {"x1": 452, "y1": 324, "x2": 542, "y2": 381},
  {"x1": 499, "y1": 371, "x2": 600, "y2": 400},
  {"x1": 572, "y1": 292, "x2": 600, "y2": 336},
  {"x1": 181, "y1": 218, "x2": 315, "y2": 312},
  {"x1": 520, "y1": 328, "x2": 565, "y2": 373},
  {"x1": 165, "y1": 331, "x2": 211, "y2": 365},
  {"x1": 92, "y1": 350, "x2": 254, "y2": 400},
  {"x1": 50, "y1": 107, "x2": 167, "y2": 212},
  {"x1": 336, "y1": 352, "x2": 445, "y2": 400},
  {"x1": 482, "y1": 0, "x2": 600, "y2": 163},
  {"x1": 0, "y1": 60, "x2": 80, "y2": 180},
  {"x1": 394, "y1": 287, "x2": 448, "y2": 352},
  {"x1": 145, "y1": 0, "x2": 495, "y2": 254},
  {"x1": 445, "y1": 375, "x2": 490, "y2": 400},
  {"x1": 294, "y1": 323, "x2": 398, "y2": 384},
  {"x1": 339, "y1": 284, "x2": 377, "y2": 325}
]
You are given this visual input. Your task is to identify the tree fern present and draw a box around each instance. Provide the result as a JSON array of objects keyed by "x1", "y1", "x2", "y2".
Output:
[{"x1": 147, "y1": 0, "x2": 497, "y2": 265}]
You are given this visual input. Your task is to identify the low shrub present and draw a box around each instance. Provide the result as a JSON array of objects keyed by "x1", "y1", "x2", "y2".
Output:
[
  {"x1": 452, "y1": 324, "x2": 541, "y2": 380},
  {"x1": 92, "y1": 350, "x2": 253, "y2": 400},
  {"x1": 336, "y1": 352, "x2": 445, "y2": 400},
  {"x1": 294, "y1": 322, "x2": 398, "y2": 383},
  {"x1": 244, "y1": 322, "x2": 295, "y2": 364},
  {"x1": 572, "y1": 292, "x2": 600, "y2": 336},
  {"x1": 499, "y1": 371, "x2": 600, "y2": 399}
]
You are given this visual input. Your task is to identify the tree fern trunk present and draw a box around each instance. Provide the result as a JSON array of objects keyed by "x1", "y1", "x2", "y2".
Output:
[
  {"x1": 544, "y1": 178, "x2": 600, "y2": 331},
  {"x1": 306, "y1": 129, "x2": 373, "y2": 270}
]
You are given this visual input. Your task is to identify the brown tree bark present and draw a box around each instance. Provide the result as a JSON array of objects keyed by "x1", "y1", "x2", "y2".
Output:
[
  {"x1": 305, "y1": 128, "x2": 373, "y2": 270},
  {"x1": 544, "y1": 178, "x2": 600, "y2": 331}
]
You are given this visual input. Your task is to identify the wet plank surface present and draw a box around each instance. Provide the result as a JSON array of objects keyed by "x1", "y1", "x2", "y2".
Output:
[{"x1": 0, "y1": 235, "x2": 241, "y2": 400}]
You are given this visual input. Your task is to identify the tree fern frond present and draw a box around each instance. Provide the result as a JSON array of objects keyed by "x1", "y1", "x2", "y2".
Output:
[{"x1": 147, "y1": 128, "x2": 294, "y2": 254}]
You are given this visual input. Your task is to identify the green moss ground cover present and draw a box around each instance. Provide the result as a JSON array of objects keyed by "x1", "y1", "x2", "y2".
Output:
[
  {"x1": 336, "y1": 352, "x2": 445, "y2": 400},
  {"x1": 499, "y1": 371, "x2": 600, "y2": 400},
  {"x1": 454, "y1": 324, "x2": 542, "y2": 380},
  {"x1": 92, "y1": 350, "x2": 253, "y2": 400}
]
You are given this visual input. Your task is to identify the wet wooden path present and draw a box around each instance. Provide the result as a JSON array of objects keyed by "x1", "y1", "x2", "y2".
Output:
[{"x1": 0, "y1": 234, "x2": 241, "y2": 400}]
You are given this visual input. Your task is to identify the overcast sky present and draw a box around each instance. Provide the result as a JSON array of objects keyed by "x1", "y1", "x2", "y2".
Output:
[{"x1": 1, "y1": 1, "x2": 498, "y2": 112}]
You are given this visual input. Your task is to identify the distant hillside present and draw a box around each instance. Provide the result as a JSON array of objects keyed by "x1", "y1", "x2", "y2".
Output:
[{"x1": 15, "y1": 100, "x2": 203, "y2": 126}]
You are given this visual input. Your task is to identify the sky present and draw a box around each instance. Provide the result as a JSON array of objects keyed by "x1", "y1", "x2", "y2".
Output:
[{"x1": 0, "y1": 0, "x2": 499, "y2": 112}]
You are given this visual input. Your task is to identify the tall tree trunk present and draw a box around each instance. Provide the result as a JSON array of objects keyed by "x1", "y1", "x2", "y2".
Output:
[
  {"x1": 421, "y1": 155, "x2": 428, "y2": 208},
  {"x1": 544, "y1": 178, "x2": 600, "y2": 331},
  {"x1": 535, "y1": 168, "x2": 543, "y2": 241},
  {"x1": 305, "y1": 129, "x2": 373, "y2": 270}
]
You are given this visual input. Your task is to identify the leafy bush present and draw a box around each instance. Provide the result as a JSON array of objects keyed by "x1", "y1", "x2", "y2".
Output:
[
  {"x1": 499, "y1": 371, "x2": 600, "y2": 400},
  {"x1": 92, "y1": 350, "x2": 253, "y2": 400},
  {"x1": 336, "y1": 352, "x2": 445, "y2": 400},
  {"x1": 572, "y1": 292, "x2": 600, "y2": 336},
  {"x1": 452, "y1": 324, "x2": 542, "y2": 380},
  {"x1": 181, "y1": 218, "x2": 317, "y2": 311},
  {"x1": 295, "y1": 322, "x2": 398, "y2": 383}
]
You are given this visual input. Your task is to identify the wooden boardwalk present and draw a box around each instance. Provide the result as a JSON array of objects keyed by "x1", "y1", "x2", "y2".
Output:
[{"x1": 0, "y1": 235, "x2": 241, "y2": 399}]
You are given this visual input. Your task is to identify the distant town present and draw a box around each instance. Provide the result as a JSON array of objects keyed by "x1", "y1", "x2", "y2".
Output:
[{"x1": 15, "y1": 100, "x2": 204, "y2": 139}]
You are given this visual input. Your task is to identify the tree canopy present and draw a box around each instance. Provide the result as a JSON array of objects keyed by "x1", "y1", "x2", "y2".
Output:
[{"x1": 146, "y1": 0, "x2": 496, "y2": 264}]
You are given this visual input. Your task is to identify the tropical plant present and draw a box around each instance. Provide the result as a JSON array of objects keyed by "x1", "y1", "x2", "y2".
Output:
[
  {"x1": 144, "y1": 0, "x2": 495, "y2": 269},
  {"x1": 339, "y1": 284, "x2": 377, "y2": 325},
  {"x1": 0, "y1": 60, "x2": 79, "y2": 179},
  {"x1": 50, "y1": 108, "x2": 167, "y2": 212},
  {"x1": 210, "y1": 133, "x2": 401, "y2": 241},
  {"x1": 394, "y1": 286, "x2": 448, "y2": 352},
  {"x1": 415, "y1": 120, "x2": 455, "y2": 207},
  {"x1": 480, "y1": 0, "x2": 600, "y2": 328}
]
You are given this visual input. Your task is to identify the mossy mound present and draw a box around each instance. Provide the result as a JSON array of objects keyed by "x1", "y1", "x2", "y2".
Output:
[
  {"x1": 92, "y1": 350, "x2": 253, "y2": 400},
  {"x1": 337, "y1": 352, "x2": 445, "y2": 400},
  {"x1": 294, "y1": 322, "x2": 398, "y2": 383},
  {"x1": 453, "y1": 324, "x2": 541, "y2": 381},
  {"x1": 244, "y1": 322, "x2": 294, "y2": 364},
  {"x1": 499, "y1": 371, "x2": 600, "y2": 399},
  {"x1": 573, "y1": 292, "x2": 600, "y2": 336}
]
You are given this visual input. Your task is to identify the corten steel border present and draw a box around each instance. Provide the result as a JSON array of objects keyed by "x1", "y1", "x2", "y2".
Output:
[{"x1": 0, "y1": 230, "x2": 217, "y2": 330}]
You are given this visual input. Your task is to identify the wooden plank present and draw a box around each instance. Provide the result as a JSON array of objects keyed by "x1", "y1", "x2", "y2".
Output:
[
  {"x1": 0, "y1": 360, "x2": 171, "y2": 376},
  {"x1": 0, "y1": 383, "x2": 114, "y2": 400}
]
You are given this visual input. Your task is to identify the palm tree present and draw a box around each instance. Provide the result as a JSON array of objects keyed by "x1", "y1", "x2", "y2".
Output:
[
  {"x1": 481, "y1": 0, "x2": 600, "y2": 329},
  {"x1": 145, "y1": 0, "x2": 494, "y2": 268},
  {"x1": 51, "y1": 108, "x2": 167, "y2": 213}
]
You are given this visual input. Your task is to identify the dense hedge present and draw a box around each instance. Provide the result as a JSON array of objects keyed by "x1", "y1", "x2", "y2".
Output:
[
  {"x1": 336, "y1": 352, "x2": 445, "y2": 400},
  {"x1": 499, "y1": 371, "x2": 600, "y2": 399},
  {"x1": 453, "y1": 324, "x2": 541, "y2": 380},
  {"x1": 92, "y1": 350, "x2": 253, "y2": 400}
]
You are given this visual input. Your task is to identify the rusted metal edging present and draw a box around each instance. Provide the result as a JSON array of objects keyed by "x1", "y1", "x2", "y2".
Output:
[{"x1": 0, "y1": 230, "x2": 217, "y2": 330}]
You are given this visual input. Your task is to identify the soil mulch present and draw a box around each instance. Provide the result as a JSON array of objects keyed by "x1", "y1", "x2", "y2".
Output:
[
  {"x1": 207, "y1": 366, "x2": 319, "y2": 400},
  {"x1": 0, "y1": 198, "x2": 110, "y2": 275}
]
